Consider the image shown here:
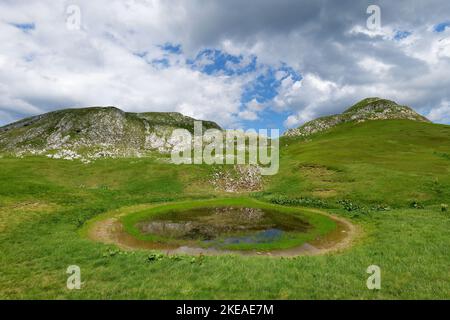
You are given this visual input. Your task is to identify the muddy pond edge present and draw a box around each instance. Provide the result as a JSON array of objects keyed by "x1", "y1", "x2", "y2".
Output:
[{"x1": 80, "y1": 197, "x2": 362, "y2": 257}]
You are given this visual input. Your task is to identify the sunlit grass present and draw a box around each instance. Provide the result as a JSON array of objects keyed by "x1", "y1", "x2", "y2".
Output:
[{"x1": 1, "y1": 119, "x2": 449, "y2": 299}]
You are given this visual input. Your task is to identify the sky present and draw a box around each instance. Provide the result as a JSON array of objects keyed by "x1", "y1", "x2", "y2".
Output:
[{"x1": 0, "y1": 0, "x2": 450, "y2": 132}]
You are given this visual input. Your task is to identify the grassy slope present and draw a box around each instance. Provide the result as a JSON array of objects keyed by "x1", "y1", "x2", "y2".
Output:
[
  {"x1": 0, "y1": 119, "x2": 449, "y2": 299},
  {"x1": 269, "y1": 120, "x2": 450, "y2": 206}
]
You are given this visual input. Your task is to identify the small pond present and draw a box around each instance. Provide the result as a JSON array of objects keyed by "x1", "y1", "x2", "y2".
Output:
[
  {"x1": 135, "y1": 206, "x2": 313, "y2": 250},
  {"x1": 87, "y1": 198, "x2": 348, "y2": 255}
]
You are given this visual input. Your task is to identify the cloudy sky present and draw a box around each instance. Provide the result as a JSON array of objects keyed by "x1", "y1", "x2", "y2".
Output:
[{"x1": 1, "y1": 0, "x2": 450, "y2": 131}]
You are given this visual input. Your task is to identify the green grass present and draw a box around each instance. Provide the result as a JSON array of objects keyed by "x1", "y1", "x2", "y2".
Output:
[
  {"x1": 0, "y1": 119, "x2": 449, "y2": 299},
  {"x1": 270, "y1": 120, "x2": 450, "y2": 207}
]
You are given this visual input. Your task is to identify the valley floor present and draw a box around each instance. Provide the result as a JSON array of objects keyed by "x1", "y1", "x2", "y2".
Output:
[{"x1": 0, "y1": 156, "x2": 449, "y2": 299}]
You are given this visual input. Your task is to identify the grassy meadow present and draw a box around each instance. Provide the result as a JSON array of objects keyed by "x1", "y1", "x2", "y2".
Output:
[{"x1": 0, "y1": 119, "x2": 449, "y2": 299}]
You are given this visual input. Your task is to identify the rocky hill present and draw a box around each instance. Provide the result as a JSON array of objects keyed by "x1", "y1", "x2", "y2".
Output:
[
  {"x1": 284, "y1": 98, "x2": 430, "y2": 137},
  {"x1": 0, "y1": 107, "x2": 220, "y2": 162}
]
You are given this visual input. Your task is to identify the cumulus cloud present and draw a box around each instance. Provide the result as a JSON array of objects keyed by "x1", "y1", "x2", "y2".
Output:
[
  {"x1": 427, "y1": 100, "x2": 450, "y2": 124},
  {"x1": 278, "y1": 74, "x2": 357, "y2": 127},
  {"x1": 238, "y1": 109, "x2": 258, "y2": 121},
  {"x1": 0, "y1": 1, "x2": 248, "y2": 127},
  {"x1": 1, "y1": 0, "x2": 450, "y2": 130}
]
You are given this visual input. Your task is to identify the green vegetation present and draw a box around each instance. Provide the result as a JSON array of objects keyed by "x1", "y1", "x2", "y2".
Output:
[
  {"x1": 1, "y1": 117, "x2": 449, "y2": 299},
  {"x1": 272, "y1": 120, "x2": 450, "y2": 207}
]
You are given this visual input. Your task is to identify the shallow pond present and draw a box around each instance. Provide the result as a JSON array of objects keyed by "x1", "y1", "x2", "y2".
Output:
[
  {"x1": 86, "y1": 198, "x2": 353, "y2": 255},
  {"x1": 136, "y1": 206, "x2": 311, "y2": 248}
]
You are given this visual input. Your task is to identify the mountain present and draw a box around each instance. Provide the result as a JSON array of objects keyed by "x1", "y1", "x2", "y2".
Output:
[
  {"x1": 0, "y1": 98, "x2": 437, "y2": 164},
  {"x1": 0, "y1": 106, "x2": 220, "y2": 162},
  {"x1": 284, "y1": 98, "x2": 430, "y2": 137}
]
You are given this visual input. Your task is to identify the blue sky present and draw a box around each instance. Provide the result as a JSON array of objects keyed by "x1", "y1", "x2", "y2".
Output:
[
  {"x1": 135, "y1": 44, "x2": 304, "y2": 130},
  {"x1": 434, "y1": 21, "x2": 450, "y2": 32},
  {"x1": 393, "y1": 30, "x2": 412, "y2": 40},
  {"x1": 10, "y1": 22, "x2": 35, "y2": 31}
]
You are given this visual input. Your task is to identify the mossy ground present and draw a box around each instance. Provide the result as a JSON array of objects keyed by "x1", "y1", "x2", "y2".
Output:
[{"x1": 1, "y1": 119, "x2": 449, "y2": 299}]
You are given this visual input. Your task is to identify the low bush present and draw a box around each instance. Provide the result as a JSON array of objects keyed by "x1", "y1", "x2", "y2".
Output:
[
  {"x1": 337, "y1": 199, "x2": 360, "y2": 212},
  {"x1": 267, "y1": 195, "x2": 329, "y2": 208},
  {"x1": 410, "y1": 200, "x2": 424, "y2": 209}
]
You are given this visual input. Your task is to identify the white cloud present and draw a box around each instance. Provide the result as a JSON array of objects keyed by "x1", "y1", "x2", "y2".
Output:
[
  {"x1": 278, "y1": 22, "x2": 450, "y2": 128},
  {"x1": 358, "y1": 57, "x2": 393, "y2": 76},
  {"x1": 427, "y1": 100, "x2": 450, "y2": 124},
  {"x1": 1, "y1": 0, "x2": 450, "y2": 130},
  {"x1": 348, "y1": 25, "x2": 394, "y2": 40},
  {"x1": 277, "y1": 74, "x2": 356, "y2": 127},
  {"x1": 238, "y1": 109, "x2": 258, "y2": 121},
  {"x1": 246, "y1": 99, "x2": 264, "y2": 112},
  {"x1": 284, "y1": 110, "x2": 315, "y2": 128},
  {"x1": 0, "y1": 1, "x2": 248, "y2": 127}
]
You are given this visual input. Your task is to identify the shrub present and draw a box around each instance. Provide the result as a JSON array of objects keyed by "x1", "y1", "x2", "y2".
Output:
[
  {"x1": 147, "y1": 252, "x2": 164, "y2": 262},
  {"x1": 370, "y1": 204, "x2": 391, "y2": 211},
  {"x1": 102, "y1": 248, "x2": 120, "y2": 258},
  {"x1": 410, "y1": 201, "x2": 424, "y2": 209},
  {"x1": 190, "y1": 254, "x2": 204, "y2": 265},
  {"x1": 169, "y1": 255, "x2": 183, "y2": 262},
  {"x1": 267, "y1": 195, "x2": 329, "y2": 208},
  {"x1": 337, "y1": 199, "x2": 360, "y2": 212}
]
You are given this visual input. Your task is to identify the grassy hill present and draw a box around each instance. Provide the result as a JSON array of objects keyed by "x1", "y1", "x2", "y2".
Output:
[
  {"x1": 285, "y1": 97, "x2": 430, "y2": 138},
  {"x1": 0, "y1": 101, "x2": 449, "y2": 299},
  {"x1": 266, "y1": 119, "x2": 450, "y2": 208}
]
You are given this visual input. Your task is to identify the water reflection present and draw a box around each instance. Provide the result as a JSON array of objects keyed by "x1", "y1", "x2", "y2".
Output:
[{"x1": 137, "y1": 206, "x2": 309, "y2": 245}]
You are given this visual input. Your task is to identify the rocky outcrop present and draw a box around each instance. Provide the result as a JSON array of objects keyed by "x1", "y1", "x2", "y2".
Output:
[
  {"x1": 211, "y1": 165, "x2": 263, "y2": 192},
  {"x1": 0, "y1": 106, "x2": 220, "y2": 162},
  {"x1": 284, "y1": 98, "x2": 430, "y2": 138}
]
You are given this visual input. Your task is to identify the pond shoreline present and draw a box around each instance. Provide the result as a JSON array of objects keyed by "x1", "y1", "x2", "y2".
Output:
[{"x1": 86, "y1": 202, "x2": 360, "y2": 257}]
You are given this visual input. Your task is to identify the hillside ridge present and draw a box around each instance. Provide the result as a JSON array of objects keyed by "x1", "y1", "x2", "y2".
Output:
[
  {"x1": 0, "y1": 106, "x2": 221, "y2": 162},
  {"x1": 284, "y1": 98, "x2": 430, "y2": 137}
]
